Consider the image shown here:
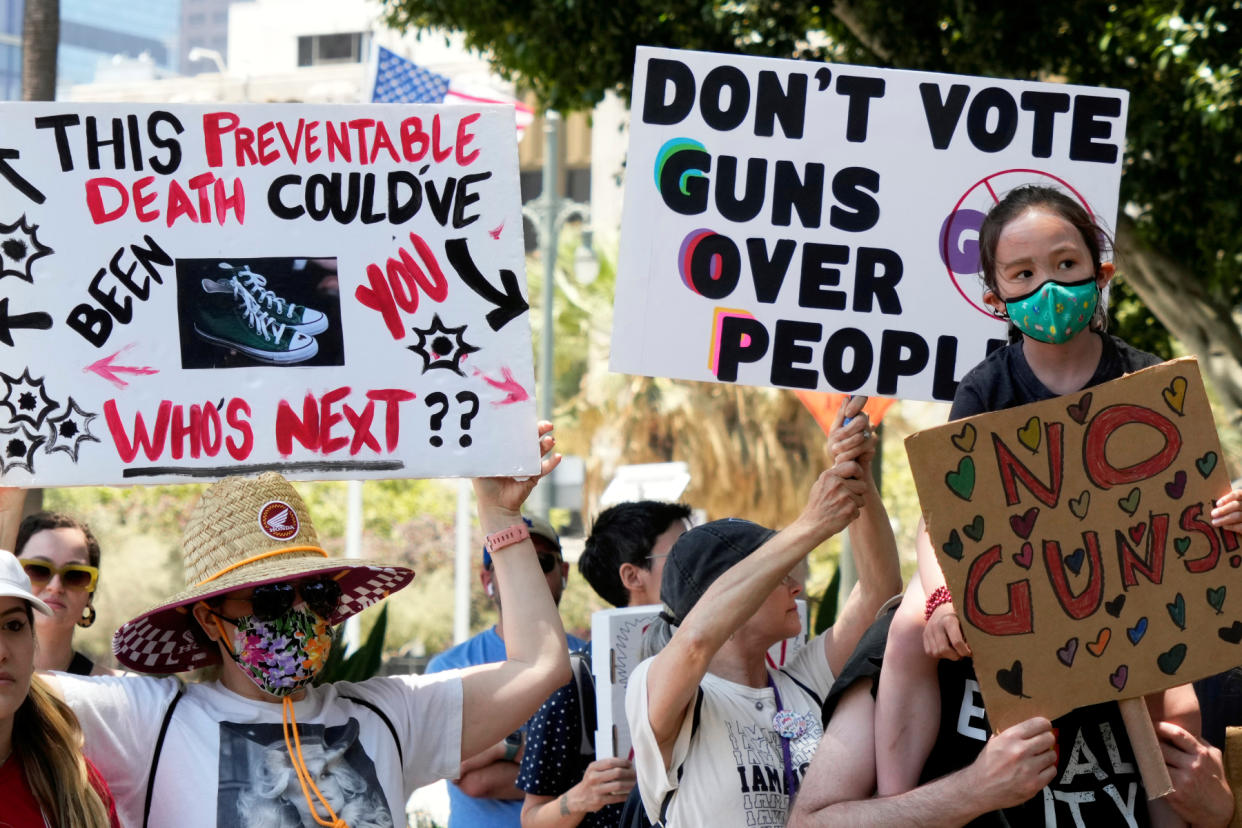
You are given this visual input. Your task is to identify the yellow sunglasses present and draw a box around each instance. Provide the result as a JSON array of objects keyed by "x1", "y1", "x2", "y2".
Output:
[{"x1": 20, "y1": 561, "x2": 99, "y2": 592}]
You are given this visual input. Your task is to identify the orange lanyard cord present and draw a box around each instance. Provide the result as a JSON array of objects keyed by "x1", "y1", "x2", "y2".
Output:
[
  {"x1": 195, "y1": 546, "x2": 328, "y2": 586},
  {"x1": 281, "y1": 696, "x2": 348, "y2": 828}
]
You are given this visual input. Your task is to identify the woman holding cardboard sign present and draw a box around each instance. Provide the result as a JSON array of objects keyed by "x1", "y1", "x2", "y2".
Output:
[
  {"x1": 624, "y1": 395, "x2": 902, "y2": 826},
  {"x1": 870, "y1": 184, "x2": 1236, "y2": 826}
]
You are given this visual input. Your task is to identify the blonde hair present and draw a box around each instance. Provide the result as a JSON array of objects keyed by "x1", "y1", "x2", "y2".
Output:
[{"x1": 13, "y1": 660, "x2": 111, "y2": 827}]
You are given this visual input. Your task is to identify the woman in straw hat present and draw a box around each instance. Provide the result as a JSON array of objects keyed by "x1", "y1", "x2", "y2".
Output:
[
  {"x1": 0, "y1": 548, "x2": 120, "y2": 827},
  {"x1": 624, "y1": 400, "x2": 902, "y2": 827},
  {"x1": 43, "y1": 423, "x2": 570, "y2": 828}
]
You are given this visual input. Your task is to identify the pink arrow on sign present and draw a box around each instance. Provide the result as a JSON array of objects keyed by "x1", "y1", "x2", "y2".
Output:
[
  {"x1": 84, "y1": 347, "x2": 159, "y2": 390},
  {"x1": 474, "y1": 367, "x2": 529, "y2": 406}
]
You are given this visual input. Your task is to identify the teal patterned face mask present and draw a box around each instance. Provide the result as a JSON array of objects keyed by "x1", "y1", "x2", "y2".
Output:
[{"x1": 1004, "y1": 277, "x2": 1099, "y2": 344}]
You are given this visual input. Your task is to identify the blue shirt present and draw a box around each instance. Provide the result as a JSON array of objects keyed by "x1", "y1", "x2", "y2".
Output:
[{"x1": 427, "y1": 627, "x2": 588, "y2": 828}]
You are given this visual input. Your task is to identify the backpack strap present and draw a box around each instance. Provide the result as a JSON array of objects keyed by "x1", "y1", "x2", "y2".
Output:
[
  {"x1": 143, "y1": 686, "x2": 185, "y2": 828},
  {"x1": 339, "y1": 693, "x2": 404, "y2": 769},
  {"x1": 655, "y1": 686, "x2": 705, "y2": 827}
]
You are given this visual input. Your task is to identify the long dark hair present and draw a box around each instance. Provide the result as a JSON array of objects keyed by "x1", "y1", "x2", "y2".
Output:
[
  {"x1": 977, "y1": 185, "x2": 1112, "y2": 341},
  {"x1": 16, "y1": 511, "x2": 102, "y2": 569},
  {"x1": 11, "y1": 605, "x2": 112, "y2": 827}
]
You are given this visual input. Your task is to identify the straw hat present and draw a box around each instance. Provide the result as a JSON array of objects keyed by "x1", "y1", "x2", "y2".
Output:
[{"x1": 112, "y1": 472, "x2": 414, "y2": 673}]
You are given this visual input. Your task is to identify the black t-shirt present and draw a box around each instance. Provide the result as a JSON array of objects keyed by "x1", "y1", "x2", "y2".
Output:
[
  {"x1": 822, "y1": 616, "x2": 1152, "y2": 827},
  {"x1": 923, "y1": 657, "x2": 1151, "y2": 827},
  {"x1": 949, "y1": 332, "x2": 1162, "y2": 420}
]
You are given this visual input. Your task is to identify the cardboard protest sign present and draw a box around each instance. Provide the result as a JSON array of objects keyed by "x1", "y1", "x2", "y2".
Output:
[
  {"x1": 906, "y1": 359, "x2": 1239, "y2": 730},
  {"x1": 0, "y1": 102, "x2": 538, "y2": 486},
  {"x1": 612, "y1": 46, "x2": 1130, "y2": 402},
  {"x1": 590, "y1": 601, "x2": 808, "y2": 759}
]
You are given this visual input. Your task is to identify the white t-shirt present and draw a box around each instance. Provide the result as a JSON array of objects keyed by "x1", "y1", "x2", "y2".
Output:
[
  {"x1": 626, "y1": 639, "x2": 833, "y2": 827},
  {"x1": 58, "y1": 671, "x2": 462, "y2": 828}
]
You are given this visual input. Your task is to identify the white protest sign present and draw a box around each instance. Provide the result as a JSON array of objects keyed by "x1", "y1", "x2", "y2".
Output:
[
  {"x1": 591, "y1": 600, "x2": 808, "y2": 760},
  {"x1": 612, "y1": 47, "x2": 1129, "y2": 401},
  {"x1": 0, "y1": 102, "x2": 538, "y2": 485}
]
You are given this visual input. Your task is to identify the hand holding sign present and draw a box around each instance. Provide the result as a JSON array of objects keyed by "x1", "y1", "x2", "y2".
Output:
[
  {"x1": 473, "y1": 420, "x2": 560, "y2": 516},
  {"x1": 963, "y1": 716, "x2": 1057, "y2": 812},
  {"x1": 829, "y1": 394, "x2": 872, "y2": 465},
  {"x1": 795, "y1": 457, "x2": 867, "y2": 547}
]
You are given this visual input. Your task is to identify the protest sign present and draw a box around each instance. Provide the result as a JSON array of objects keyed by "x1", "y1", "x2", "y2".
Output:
[
  {"x1": 612, "y1": 46, "x2": 1130, "y2": 402},
  {"x1": 591, "y1": 601, "x2": 808, "y2": 759},
  {"x1": 906, "y1": 359, "x2": 1238, "y2": 730},
  {"x1": 0, "y1": 102, "x2": 538, "y2": 486}
]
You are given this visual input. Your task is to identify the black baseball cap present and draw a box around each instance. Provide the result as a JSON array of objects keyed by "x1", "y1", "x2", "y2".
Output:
[{"x1": 660, "y1": 518, "x2": 776, "y2": 626}]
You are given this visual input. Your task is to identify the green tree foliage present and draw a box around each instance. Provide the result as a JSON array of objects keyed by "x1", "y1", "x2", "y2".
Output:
[{"x1": 384, "y1": 0, "x2": 1242, "y2": 415}]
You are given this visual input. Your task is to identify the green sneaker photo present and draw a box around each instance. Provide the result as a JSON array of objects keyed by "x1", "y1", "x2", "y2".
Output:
[
  {"x1": 194, "y1": 277, "x2": 319, "y2": 365},
  {"x1": 215, "y1": 262, "x2": 329, "y2": 335}
]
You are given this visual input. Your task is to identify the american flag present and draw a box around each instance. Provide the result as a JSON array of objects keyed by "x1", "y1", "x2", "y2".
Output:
[{"x1": 370, "y1": 45, "x2": 534, "y2": 136}]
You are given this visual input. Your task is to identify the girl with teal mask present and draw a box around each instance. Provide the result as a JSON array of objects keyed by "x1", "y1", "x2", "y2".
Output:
[{"x1": 868, "y1": 185, "x2": 1242, "y2": 827}]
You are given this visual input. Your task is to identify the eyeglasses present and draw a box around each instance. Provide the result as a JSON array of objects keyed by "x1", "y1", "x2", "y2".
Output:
[
  {"x1": 238, "y1": 578, "x2": 343, "y2": 622},
  {"x1": 21, "y1": 561, "x2": 99, "y2": 592},
  {"x1": 537, "y1": 552, "x2": 562, "y2": 574}
]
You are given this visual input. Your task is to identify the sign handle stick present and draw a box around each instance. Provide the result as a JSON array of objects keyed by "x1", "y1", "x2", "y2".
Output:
[{"x1": 1118, "y1": 696, "x2": 1173, "y2": 799}]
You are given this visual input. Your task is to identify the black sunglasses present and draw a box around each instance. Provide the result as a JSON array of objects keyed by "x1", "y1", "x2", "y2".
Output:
[
  {"x1": 239, "y1": 578, "x2": 343, "y2": 622},
  {"x1": 536, "y1": 552, "x2": 562, "y2": 574}
]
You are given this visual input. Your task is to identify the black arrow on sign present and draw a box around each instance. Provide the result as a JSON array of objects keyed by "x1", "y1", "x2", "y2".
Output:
[
  {"x1": 445, "y1": 237, "x2": 529, "y2": 332},
  {"x1": 0, "y1": 149, "x2": 46, "y2": 205},
  {"x1": 0, "y1": 297, "x2": 52, "y2": 346}
]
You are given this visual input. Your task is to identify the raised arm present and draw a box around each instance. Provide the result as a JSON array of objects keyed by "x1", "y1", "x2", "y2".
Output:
[
  {"x1": 458, "y1": 422, "x2": 571, "y2": 760},
  {"x1": 791, "y1": 689, "x2": 1056, "y2": 828},
  {"x1": 821, "y1": 400, "x2": 903, "y2": 674},
  {"x1": 642, "y1": 459, "x2": 867, "y2": 766},
  {"x1": 0, "y1": 487, "x2": 26, "y2": 552}
]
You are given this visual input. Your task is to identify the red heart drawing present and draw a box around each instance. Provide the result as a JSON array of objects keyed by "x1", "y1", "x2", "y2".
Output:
[
  {"x1": 1129, "y1": 523, "x2": 1146, "y2": 544},
  {"x1": 1012, "y1": 542, "x2": 1034, "y2": 569},
  {"x1": 1066, "y1": 393, "x2": 1093, "y2": 424}
]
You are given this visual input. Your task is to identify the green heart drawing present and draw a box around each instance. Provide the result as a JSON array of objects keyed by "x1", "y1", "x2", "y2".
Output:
[
  {"x1": 1157, "y1": 643, "x2": 1188, "y2": 675},
  {"x1": 1174, "y1": 537, "x2": 1191, "y2": 557},
  {"x1": 1167, "y1": 593, "x2": 1186, "y2": 630},
  {"x1": 964, "y1": 515, "x2": 985, "y2": 542},
  {"x1": 1118, "y1": 487, "x2": 1141, "y2": 516},
  {"x1": 1069, "y1": 490, "x2": 1090, "y2": 520},
  {"x1": 1198, "y1": 452, "x2": 1219, "y2": 478},
  {"x1": 1208, "y1": 585, "x2": 1227, "y2": 614},
  {"x1": 942, "y1": 529, "x2": 964, "y2": 561},
  {"x1": 945, "y1": 457, "x2": 976, "y2": 500}
]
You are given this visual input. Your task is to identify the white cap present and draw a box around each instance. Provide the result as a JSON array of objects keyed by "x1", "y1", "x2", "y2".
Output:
[{"x1": 0, "y1": 549, "x2": 53, "y2": 615}]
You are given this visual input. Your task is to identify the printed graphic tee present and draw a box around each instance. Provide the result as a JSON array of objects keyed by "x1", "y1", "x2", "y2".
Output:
[
  {"x1": 924, "y1": 657, "x2": 1151, "y2": 827},
  {"x1": 57, "y1": 671, "x2": 462, "y2": 828},
  {"x1": 626, "y1": 639, "x2": 833, "y2": 826}
]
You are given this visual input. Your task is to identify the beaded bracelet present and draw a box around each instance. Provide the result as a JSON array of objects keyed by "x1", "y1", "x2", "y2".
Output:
[{"x1": 924, "y1": 585, "x2": 952, "y2": 620}]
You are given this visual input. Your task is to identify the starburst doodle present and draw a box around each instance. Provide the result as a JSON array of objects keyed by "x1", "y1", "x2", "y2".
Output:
[
  {"x1": 407, "y1": 314, "x2": 479, "y2": 376},
  {"x1": 0, "y1": 369, "x2": 57, "y2": 429},
  {"x1": 46, "y1": 397, "x2": 100, "y2": 462},
  {"x1": 0, "y1": 215, "x2": 54, "y2": 283},
  {"x1": 0, "y1": 424, "x2": 46, "y2": 475}
]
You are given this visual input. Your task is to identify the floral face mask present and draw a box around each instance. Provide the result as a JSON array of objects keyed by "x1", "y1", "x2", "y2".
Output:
[{"x1": 217, "y1": 605, "x2": 333, "y2": 696}]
